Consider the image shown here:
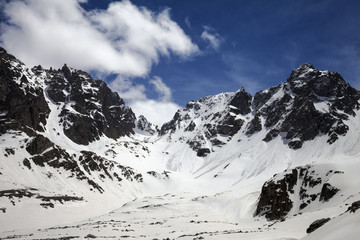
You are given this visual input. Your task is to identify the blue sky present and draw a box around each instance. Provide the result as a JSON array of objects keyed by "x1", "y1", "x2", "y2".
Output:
[
  {"x1": 88, "y1": 0, "x2": 360, "y2": 103},
  {"x1": 0, "y1": 0, "x2": 359, "y2": 125}
]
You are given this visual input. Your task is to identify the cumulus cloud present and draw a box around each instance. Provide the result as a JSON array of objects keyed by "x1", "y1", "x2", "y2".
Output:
[
  {"x1": 149, "y1": 76, "x2": 172, "y2": 102},
  {"x1": 133, "y1": 78, "x2": 179, "y2": 126},
  {"x1": 109, "y1": 76, "x2": 147, "y2": 101},
  {"x1": 0, "y1": 0, "x2": 197, "y2": 126},
  {"x1": 130, "y1": 100, "x2": 180, "y2": 127},
  {"x1": 110, "y1": 75, "x2": 179, "y2": 126},
  {"x1": 201, "y1": 26, "x2": 223, "y2": 51},
  {"x1": 0, "y1": 0, "x2": 199, "y2": 77}
]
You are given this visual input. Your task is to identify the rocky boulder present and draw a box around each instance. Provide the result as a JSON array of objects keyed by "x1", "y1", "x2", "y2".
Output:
[
  {"x1": 306, "y1": 218, "x2": 331, "y2": 233},
  {"x1": 347, "y1": 200, "x2": 360, "y2": 213}
]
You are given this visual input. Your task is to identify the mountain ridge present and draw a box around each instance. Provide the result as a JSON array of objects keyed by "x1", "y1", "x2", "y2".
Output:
[{"x1": 0, "y1": 46, "x2": 360, "y2": 239}]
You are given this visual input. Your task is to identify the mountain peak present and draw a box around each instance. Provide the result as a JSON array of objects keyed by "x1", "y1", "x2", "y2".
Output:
[
  {"x1": 287, "y1": 63, "x2": 318, "y2": 81},
  {"x1": 236, "y1": 86, "x2": 246, "y2": 93},
  {"x1": 135, "y1": 115, "x2": 156, "y2": 135},
  {"x1": 297, "y1": 63, "x2": 315, "y2": 70},
  {"x1": 0, "y1": 46, "x2": 7, "y2": 56},
  {"x1": 285, "y1": 63, "x2": 354, "y2": 100}
]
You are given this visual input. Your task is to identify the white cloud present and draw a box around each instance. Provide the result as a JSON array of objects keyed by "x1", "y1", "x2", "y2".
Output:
[
  {"x1": 109, "y1": 76, "x2": 147, "y2": 101},
  {"x1": 130, "y1": 100, "x2": 180, "y2": 127},
  {"x1": 201, "y1": 26, "x2": 223, "y2": 51},
  {"x1": 149, "y1": 76, "x2": 172, "y2": 102},
  {"x1": 109, "y1": 75, "x2": 179, "y2": 126},
  {"x1": 0, "y1": 0, "x2": 199, "y2": 77},
  {"x1": 0, "y1": 0, "x2": 196, "y2": 126}
]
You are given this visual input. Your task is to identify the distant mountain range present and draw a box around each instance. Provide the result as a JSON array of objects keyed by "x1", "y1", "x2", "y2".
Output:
[{"x1": 0, "y1": 46, "x2": 359, "y2": 239}]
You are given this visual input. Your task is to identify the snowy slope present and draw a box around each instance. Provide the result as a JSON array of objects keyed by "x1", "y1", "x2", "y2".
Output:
[
  {"x1": 0, "y1": 47, "x2": 164, "y2": 231},
  {"x1": 152, "y1": 63, "x2": 360, "y2": 188}
]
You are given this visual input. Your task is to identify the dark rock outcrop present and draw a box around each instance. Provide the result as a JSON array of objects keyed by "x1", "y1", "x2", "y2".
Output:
[
  {"x1": 185, "y1": 121, "x2": 196, "y2": 132},
  {"x1": 306, "y1": 218, "x2": 331, "y2": 233},
  {"x1": 245, "y1": 114, "x2": 262, "y2": 135},
  {"x1": 255, "y1": 169, "x2": 297, "y2": 220},
  {"x1": 256, "y1": 166, "x2": 342, "y2": 220},
  {"x1": 25, "y1": 143, "x2": 144, "y2": 193},
  {"x1": 47, "y1": 64, "x2": 136, "y2": 145},
  {"x1": 26, "y1": 135, "x2": 54, "y2": 155},
  {"x1": 159, "y1": 111, "x2": 181, "y2": 135},
  {"x1": 254, "y1": 63, "x2": 360, "y2": 148},
  {"x1": 253, "y1": 85, "x2": 281, "y2": 110},
  {"x1": 79, "y1": 151, "x2": 143, "y2": 183},
  {"x1": 319, "y1": 183, "x2": 339, "y2": 202},
  {"x1": 0, "y1": 47, "x2": 137, "y2": 145},
  {"x1": 160, "y1": 88, "x2": 252, "y2": 156},
  {"x1": 0, "y1": 188, "x2": 84, "y2": 208},
  {"x1": 228, "y1": 87, "x2": 252, "y2": 115},
  {"x1": 136, "y1": 115, "x2": 156, "y2": 135},
  {"x1": 26, "y1": 146, "x2": 105, "y2": 193},
  {"x1": 23, "y1": 158, "x2": 31, "y2": 169},
  {"x1": 347, "y1": 200, "x2": 360, "y2": 213},
  {"x1": 197, "y1": 148, "x2": 211, "y2": 157},
  {"x1": 0, "y1": 47, "x2": 50, "y2": 136}
]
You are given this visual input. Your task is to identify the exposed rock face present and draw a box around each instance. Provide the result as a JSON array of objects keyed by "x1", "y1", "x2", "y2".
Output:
[
  {"x1": 255, "y1": 165, "x2": 341, "y2": 220},
  {"x1": 197, "y1": 148, "x2": 211, "y2": 157},
  {"x1": 26, "y1": 135, "x2": 54, "y2": 155},
  {"x1": 257, "y1": 64, "x2": 360, "y2": 149},
  {"x1": 0, "y1": 47, "x2": 50, "y2": 136},
  {"x1": 245, "y1": 114, "x2": 262, "y2": 135},
  {"x1": 255, "y1": 169, "x2": 297, "y2": 220},
  {"x1": 135, "y1": 115, "x2": 156, "y2": 135},
  {"x1": 163, "y1": 88, "x2": 251, "y2": 139},
  {"x1": 160, "y1": 89, "x2": 251, "y2": 156},
  {"x1": 320, "y1": 183, "x2": 339, "y2": 202},
  {"x1": 0, "y1": 46, "x2": 144, "y2": 198},
  {"x1": 306, "y1": 218, "x2": 331, "y2": 233},
  {"x1": 0, "y1": 46, "x2": 137, "y2": 145},
  {"x1": 79, "y1": 151, "x2": 144, "y2": 183},
  {"x1": 185, "y1": 121, "x2": 196, "y2": 132},
  {"x1": 45, "y1": 64, "x2": 136, "y2": 145},
  {"x1": 159, "y1": 110, "x2": 181, "y2": 136},
  {"x1": 228, "y1": 87, "x2": 252, "y2": 115},
  {"x1": 25, "y1": 141, "x2": 144, "y2": 193},
  {"x1": 25, "y1": 141, "x2": 106, "y2": 190}
]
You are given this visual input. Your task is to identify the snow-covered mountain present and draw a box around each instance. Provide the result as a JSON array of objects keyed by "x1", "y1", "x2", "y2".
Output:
[{"x1": 0, "y1": 47, "x2": 359, "y2": 239}]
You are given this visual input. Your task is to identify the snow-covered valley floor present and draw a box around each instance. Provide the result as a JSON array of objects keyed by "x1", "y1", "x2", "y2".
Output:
[
  {"x1": 1, "y1": 128, "x2": 360, "y2": 239},
  {"x1": 1, "y1": 172, "x2": 359, "y2": 240},
  {"x1": 1, "y1": 190, "x2": 359, "y2": 240},
  {"x1": 0, "y1": 192, "x2": 313, "y2": 240}
]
